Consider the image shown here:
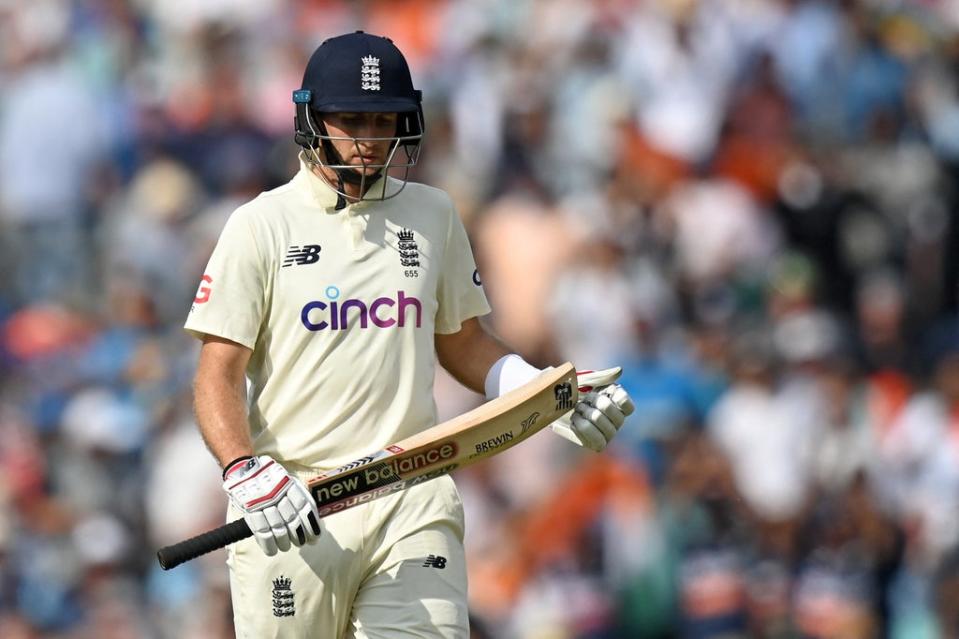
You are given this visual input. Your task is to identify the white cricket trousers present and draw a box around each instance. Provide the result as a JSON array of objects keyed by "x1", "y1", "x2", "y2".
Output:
[{"x1": 227, "y1": 475, "x2": 469, "y2": 638}]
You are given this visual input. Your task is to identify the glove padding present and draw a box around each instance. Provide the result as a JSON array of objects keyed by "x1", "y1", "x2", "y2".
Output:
[
  {"x1": 223, "y1": 455, "x2": 321, "y2": 556},
  {"x1": 551, "y1": 367, "x2": 635, "y2": 452}
]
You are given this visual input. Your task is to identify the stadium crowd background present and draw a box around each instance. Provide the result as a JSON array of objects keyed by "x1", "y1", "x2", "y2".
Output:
[{"x1": 1, "y1": 0, "x2": 959, "y2": 637}]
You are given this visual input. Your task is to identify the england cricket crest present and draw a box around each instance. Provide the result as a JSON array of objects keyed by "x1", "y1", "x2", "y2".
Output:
[
  {"x1": 398, "y1": 228, "x2": 420, "y2": 277},
  {"x1": 361, "y1": 55, "x2": 380, "y2": 91},
  {"x1": 272, "y1": 576, "x2": 295, "y2": 618}
]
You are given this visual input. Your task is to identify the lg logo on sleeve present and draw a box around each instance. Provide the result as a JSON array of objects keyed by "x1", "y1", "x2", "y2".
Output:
[{"x1": 193, "y1": 275, "x2": 213, "y2": 305}]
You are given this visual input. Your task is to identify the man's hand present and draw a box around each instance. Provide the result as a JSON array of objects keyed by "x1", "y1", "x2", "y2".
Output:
[
  {"x1": 222, "y1": 455, "x2": 321, "y2": 556},
  {"x1": 551, "y1": 368, "x2": 635, "y2": 452}
]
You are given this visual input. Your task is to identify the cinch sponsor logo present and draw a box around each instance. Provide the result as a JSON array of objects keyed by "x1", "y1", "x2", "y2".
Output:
[{"x1": 300, "y1": 286, "x2": 423, "y2": 331}]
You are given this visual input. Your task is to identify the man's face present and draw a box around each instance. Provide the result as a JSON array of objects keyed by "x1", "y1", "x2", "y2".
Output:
[{"x1": 322, "y1": 112, "x2": 399, "y2": 175}]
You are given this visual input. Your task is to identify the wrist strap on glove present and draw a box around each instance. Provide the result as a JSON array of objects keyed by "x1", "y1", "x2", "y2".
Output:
[{"x1": 222, "y1": 455, "x2": 254, "y2": 480}]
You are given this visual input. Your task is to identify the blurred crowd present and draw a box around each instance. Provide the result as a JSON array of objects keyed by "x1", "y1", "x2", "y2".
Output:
[{"x1": 2, "y1": 0, "x2": 959, "y2": 637}]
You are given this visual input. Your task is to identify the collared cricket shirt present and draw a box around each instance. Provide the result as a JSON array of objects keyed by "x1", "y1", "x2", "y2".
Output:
[{"x1": 185, "y1": 156, "x2": 490, "y2": 470}]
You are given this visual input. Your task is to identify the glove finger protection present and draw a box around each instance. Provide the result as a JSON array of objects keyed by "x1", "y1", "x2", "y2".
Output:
[
  {"x1": 605, "y1": 385, "x2": 635, "y2": 416},
  {"x1": 286, "y1": 481, "x2": 323, "y2": 540},
  {"x1": 591, "y1": 391, "x2": 627, "y2": 428},
  {"x1": 246, "y1": 510, "x2": 279, "y2": 557},
  {"x1": 263, "y1": 505, "x2": 293, "y2": 553},
  {"x1": 276, "y1": 498, "x2": 304, "y2": 548},
  {"x1": 575, "y1": 395, "x2": 619, "y2": 440},
  {"x1": 568, "y1": 413, "x2": 607, "y2": 451},
  {"x1": 564, "y1": 391, "x2": 620, "y2": 452}
]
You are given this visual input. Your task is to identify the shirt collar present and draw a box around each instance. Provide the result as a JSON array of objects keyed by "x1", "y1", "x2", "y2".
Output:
[{"x1": 295, "y1": 152, "x2": 387, "y2": 213}]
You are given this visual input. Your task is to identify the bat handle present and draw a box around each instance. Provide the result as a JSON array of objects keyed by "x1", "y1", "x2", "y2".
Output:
[{"x1": 156, "y1": 519, "x2": 252, "y2": 570}]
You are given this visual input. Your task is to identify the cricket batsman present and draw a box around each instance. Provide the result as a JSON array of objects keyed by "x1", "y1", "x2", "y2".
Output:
[{"x1": 184, "y1": 31, "x2": 635, "y2": 638}]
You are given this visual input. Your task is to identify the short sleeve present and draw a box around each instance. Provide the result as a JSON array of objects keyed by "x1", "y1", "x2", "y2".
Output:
[
  {"x1": 434, "y1": 199, "x2": 491, "y2": 334},
  {"x1": 184, "y1": 208, "x2": 268, "y2": 349}
]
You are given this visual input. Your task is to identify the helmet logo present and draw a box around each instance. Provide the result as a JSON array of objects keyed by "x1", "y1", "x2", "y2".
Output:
[{"x1": 360, "y1": 55, "x2": 380, "y2": 91}]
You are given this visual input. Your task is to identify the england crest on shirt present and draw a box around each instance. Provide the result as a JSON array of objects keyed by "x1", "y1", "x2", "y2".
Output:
[{"x1": 398, "y1": 228, "x2": 420, "y2": 277}]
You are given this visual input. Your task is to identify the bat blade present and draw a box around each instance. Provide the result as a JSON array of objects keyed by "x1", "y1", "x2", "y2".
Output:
[{"x1": 156, "y1": 363, "x2": 577, "y2": 569}]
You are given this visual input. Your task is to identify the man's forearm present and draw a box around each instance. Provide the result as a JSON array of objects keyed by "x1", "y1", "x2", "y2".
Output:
[
  {"x1": 452, "y1": 331, "x2": 512, "y2": 394},
  {"x1": 194, "y1": 373, "x2": 255, "y2": 470},
  {"x1": 436, "y1": 318, "x2": 513, "y2": 395}
]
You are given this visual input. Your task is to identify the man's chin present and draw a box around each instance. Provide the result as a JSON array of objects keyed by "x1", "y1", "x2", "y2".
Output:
[{"x1": 336, "y1": 165, "x2": 382, "y2": 185}]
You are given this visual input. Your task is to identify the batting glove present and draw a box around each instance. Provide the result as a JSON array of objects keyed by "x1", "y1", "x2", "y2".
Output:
[
  {"x1": 222, "y1": 455, "x2": 321, "y2": 557},
  {"x1": 551, "y1": 368, "x2": 635, "y2": 452}
]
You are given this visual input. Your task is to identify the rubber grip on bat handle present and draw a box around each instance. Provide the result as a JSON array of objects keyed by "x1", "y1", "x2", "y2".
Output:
[{"x1": 156, "y1": 518, "x2": 252, "y2": 570}]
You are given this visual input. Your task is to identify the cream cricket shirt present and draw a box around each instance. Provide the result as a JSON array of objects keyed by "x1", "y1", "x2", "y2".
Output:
[{"x1": 185, "y1": 157, "x2": 490, "y2": 470}]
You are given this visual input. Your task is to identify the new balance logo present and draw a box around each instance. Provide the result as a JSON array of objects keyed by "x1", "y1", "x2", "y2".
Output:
[
  {"x1": 272, "y1": 576, "x2": 295, "y2": 618},
  {"x1": 283, "y1": 244, "x2": 321, "y2": 267},
  {"x1": 422, "y1": 555, "x2": 447, "y2": 569}
]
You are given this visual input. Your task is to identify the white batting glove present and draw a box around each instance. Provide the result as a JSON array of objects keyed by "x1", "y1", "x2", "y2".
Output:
[
  {"x1": 551, "y1": 368, "x2": 635, "y2": 452},
  {"x1": 222, "y1": 455, "x2": 321, "y2": 557}
]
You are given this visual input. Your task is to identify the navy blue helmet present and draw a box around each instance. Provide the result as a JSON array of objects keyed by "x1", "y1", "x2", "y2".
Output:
[{"x1": 293, "y1": 31, "x2": 424, "y2": 201}]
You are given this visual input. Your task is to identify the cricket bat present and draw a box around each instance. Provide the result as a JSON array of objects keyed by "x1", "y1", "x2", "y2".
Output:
[{"x1": 156, "y1": 363, "x2": 578, "y2": 569}]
